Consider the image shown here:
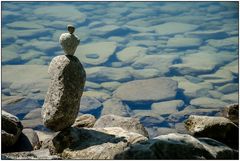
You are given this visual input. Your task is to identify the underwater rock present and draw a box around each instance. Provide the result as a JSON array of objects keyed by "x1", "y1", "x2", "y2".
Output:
[
  {"x1": 116, "y1": 46, "x2": 147, "y2": 64},
  {"x1": 132, "y1": 54, "x2": 179, "y2": 76},
  {"x1": 34, "y1": 5, "x2": 86, "y2": 22},
  {"x1": 94, "y1": 114, "x2": 149, "y2": 138},
  {"x1": 86, "y1": 66, "x2": 132, "y2": 82},
  {"x1": 42, "y1": 55, "x2": 86, "y2": 131},
  {"x1": 75, "y1": 41, "x2": 117, "y2": 65},
  {"x1": 168, "y1": 108, "x2": 220, "y2": 123},
  {"x1": 2, "y1": 65, "x2": 50, "y2": 99},
  {"x1": 153, "y1": 22, "x2": 198, "y2": 35},
  {"x1": 151, "y1": 100, "x2": 185, "y2": 116},
  {"x1": 170, "y1": 52, "x2": 236, "y2": 75},
  {"x1": 190, "y1": 97, "x2": 228, "y2": 109},
  {"x1": 172, "y1": 76, "x2": 213, "y2": 99},
  {"x1": 101, "y1": 81, "x2": 122, "y2": 92},
  {"x1": 218, "y1": 83, "x2": 238, "y2": 94},
  {"x1": 2, "y1": 110, "x2": 23, "y2": 148},
  {"x1": 82, "y1": 91, "x2": 110, "y2": 102},
  {"x1": 2, "y1": 97, "x2": 41, "y2": 120},
  {"x1": 166, "y1": 37, "x2": 202, "y2": 48},
  {"x1": 101, "y1": 98, "x2": 131, "y2": 117},
  {"x1": 22, "y1": 108, "x2": 44, "y2": 130},
  {"x1": 185, "y1": 115, "x2": 239, "y2": 149},
  {"x1": 79, "y1": 95, "x2": 102, "y2": 114},
  {"x1": 113, "y1": 77, "x2": 178, "y2": 103},
  {"x1": 221, "y1": 92, "x2": 238, "y2": 104}
]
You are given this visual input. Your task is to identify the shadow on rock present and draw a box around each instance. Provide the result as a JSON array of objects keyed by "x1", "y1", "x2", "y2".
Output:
[{"x1": 50, "y1": 127, "x2": 127, "y2": 154}]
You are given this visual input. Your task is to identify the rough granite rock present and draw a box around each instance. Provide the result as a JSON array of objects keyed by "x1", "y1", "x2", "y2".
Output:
[
  {"x1": 221, "y1": 104, "x2": 239, "y2": 126},
  {"x1": 94, "y1": 114, "x2": 149, "y2": 138},
  {"x1": 113, "y1": 77, "x2": 178, "y2": 103},
  {"x1": 59, "y1": 33, "x2": 80, "y2": 55},
  {"x1": 42, "y1": 55, "x2": 86, "y2": 131},
  {"x1": 1, "y1": 149, "x2": 61, "y2": 160},
  {"x1": 185, "y1": 115, "x2": 239, "y2": 149},
  {"x1": 48, "y1": 127, "x2": 147, "y2": 159},
  {"x1": 2, "y1": 110, "x2": 23, "y2": 148},
  {"x1": 115, "y1": 133, "x2": 236, "y2": 159},
  {"x1": 72, "y1": 114, "x2": 96, "y2": 128}
]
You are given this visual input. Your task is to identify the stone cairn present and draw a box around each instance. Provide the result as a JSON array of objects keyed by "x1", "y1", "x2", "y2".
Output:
[{"x1": 42, "y1": 25, "x2": 86, "y2": 131}]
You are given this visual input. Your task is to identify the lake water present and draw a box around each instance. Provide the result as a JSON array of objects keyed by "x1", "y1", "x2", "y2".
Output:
[{"x1": 1, "y1": 2, "x2": 239, "y2": 137}]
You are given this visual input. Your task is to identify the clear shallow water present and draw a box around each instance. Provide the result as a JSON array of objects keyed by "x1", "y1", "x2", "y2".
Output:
[{"x1": 1, "y1": 2, "x2": 239, "y2": 136}]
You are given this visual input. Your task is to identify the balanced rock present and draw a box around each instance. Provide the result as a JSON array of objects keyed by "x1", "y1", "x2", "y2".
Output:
[
  {"x1": 2, "y1": 110, "x2": 23, "y2": 148},
  {"x1": 42, "y1": 55, "x2": 86, "y2": 131},
  {"x1": 185, "y1": 115, "x2": 238, "y2": 149},
  {"x1": 94, "y1": 114, "x2": 149, "y2": 138},
  {"x1": 59, "y1": 25, "x2": 80, "y2": 56}
]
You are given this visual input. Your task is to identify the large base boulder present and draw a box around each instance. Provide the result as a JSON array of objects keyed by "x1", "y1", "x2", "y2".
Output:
[
  {"x1": 185, "y1": 115, "x2": 238, "y2": 149},
  {"x1": 115, "y1": 133, "x2": 236, "y2": 159},
  {"x1": 47, "y1": 127, "x2": 147, "y2": 159},
  {"x1": 2, "y1": 110, "x2": 23, "y2": 150},
  {"x1": 42, "y1": 55, "x2": 86, "y2": 131}
]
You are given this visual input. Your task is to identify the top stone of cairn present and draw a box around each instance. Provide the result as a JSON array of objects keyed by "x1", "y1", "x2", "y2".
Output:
[{"x1": 59, "y1": 25, "x2": 80, "y2": 55}]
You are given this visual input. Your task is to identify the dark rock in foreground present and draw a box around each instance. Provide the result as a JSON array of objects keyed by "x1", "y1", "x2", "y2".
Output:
[
  {"x1": 2, "y1": 110, "x2": 23, "y2": 150},
  {"x1": 115, "y1": 133, "x2": 236, "y2": 159},
  {"x1": 185, "y1": 115, "x2": 239, "y2": 149},
  {"x1": 94, "y1": 114, "x2": 149, "y2": 138},
  {"x1": 48, "y1": 127, "x2": 147, "y2": 159},
  {"x1": 222, "y1": 104, "x2": 239, "y2": 126},
  {"x1": 14, "y1": 128, "x2": 40, "y2": 152},
  {"x1": 42, "y1": 55, "x2": 86, "y2": 131}
]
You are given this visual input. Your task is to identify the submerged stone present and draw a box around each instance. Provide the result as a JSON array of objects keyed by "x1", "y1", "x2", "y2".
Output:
[{"x1": 113, "y1": 77, "x2": 178, "y2": 103}]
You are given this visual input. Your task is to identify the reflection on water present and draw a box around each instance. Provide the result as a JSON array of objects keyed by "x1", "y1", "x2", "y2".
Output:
[{"x1": 1, "y1": 2, "x2": 239, "y2": 137}]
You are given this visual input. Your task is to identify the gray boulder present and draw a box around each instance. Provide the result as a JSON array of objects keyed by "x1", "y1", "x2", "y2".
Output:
[
  {"x1": 185, "y1": 115, "x2": 238, "y2": 149},
  {"x1": 48, "y1": 127, "x2": 147, "y2": 159},
  {"x1": 42, "y1": 55, "x2": 86, "y2": 131},
  {"x1": 113, "y1": 77, "x2": 178, "y2": 103},
  {"x1": 115, "y1": 133, "x2": 236, "y2": 159},
  {"x1": 72, "y1": 114, "x2": 96, "y2": 128},
  {"x1": 2, "y1": 110, "x2": 23, "y2": 149},
  {"x1": 94, "y1": 114, "x2": 148, "y2": 138}
]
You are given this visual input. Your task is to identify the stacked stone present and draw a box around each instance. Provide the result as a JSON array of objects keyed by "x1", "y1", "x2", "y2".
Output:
[{"x1": 42, "y1": 25, "x2": 86, "y2": 131}]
